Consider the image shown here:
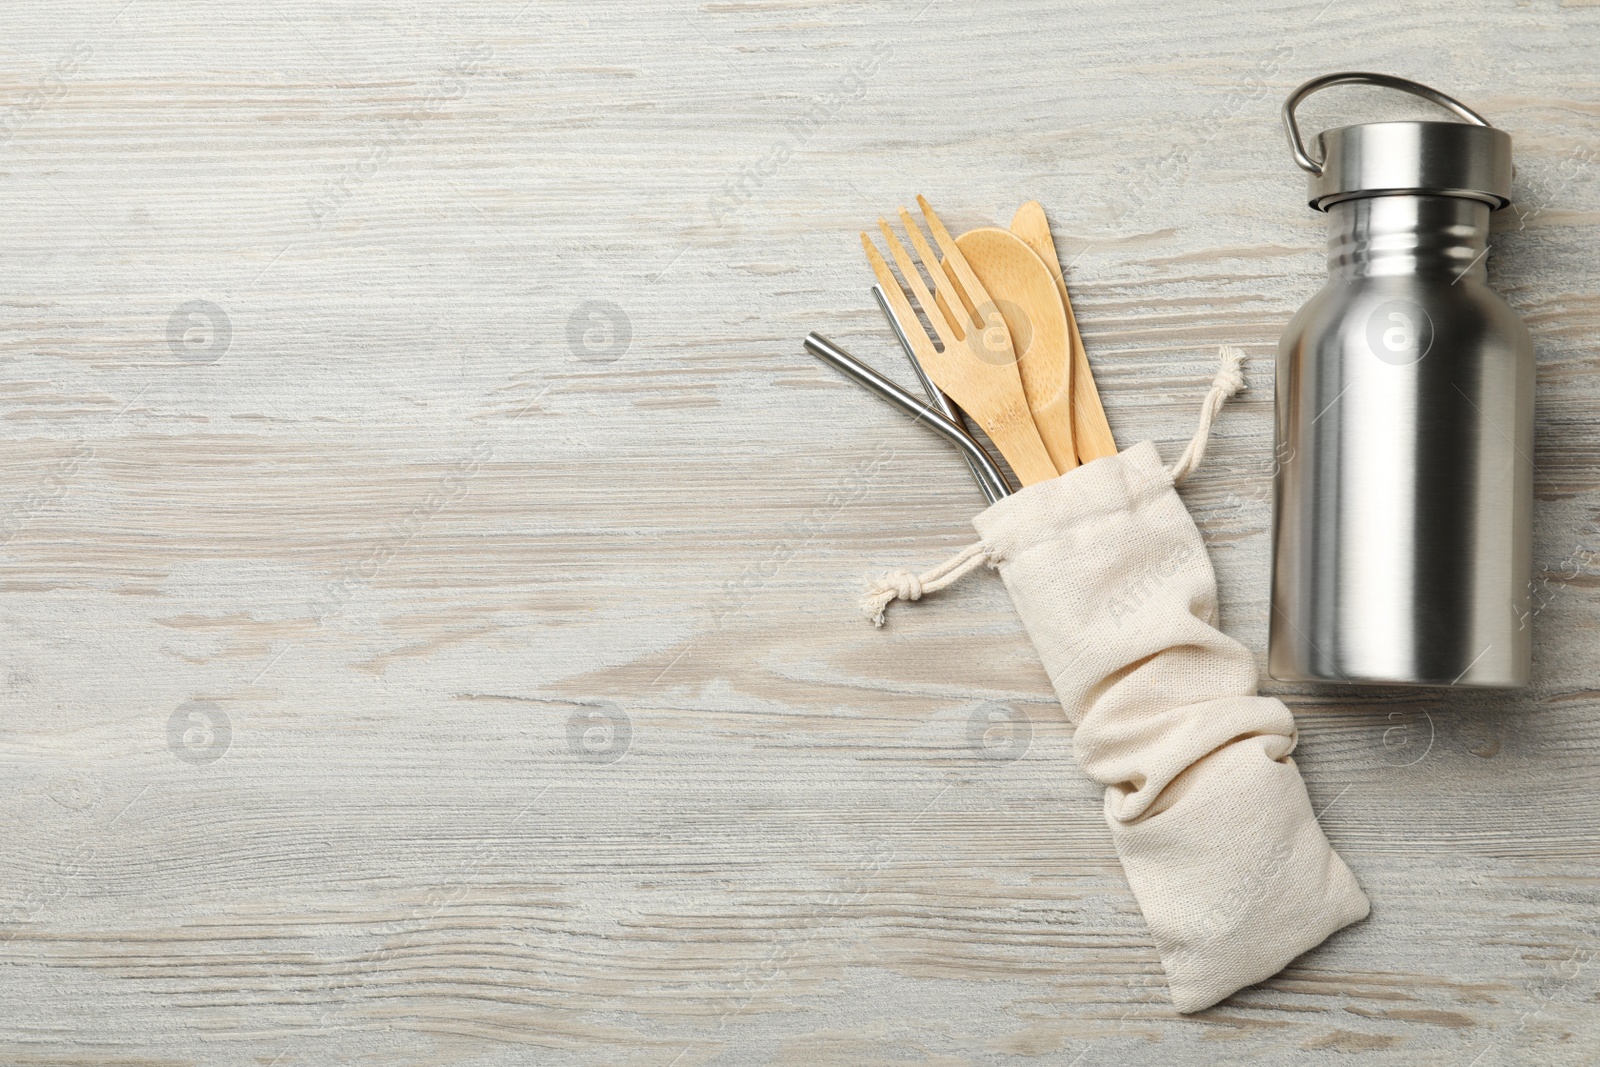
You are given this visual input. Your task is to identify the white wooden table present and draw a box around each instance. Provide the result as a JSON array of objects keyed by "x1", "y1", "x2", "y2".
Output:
[{"x1": 3, "y1": 1, "x2": 1598, "y2": 1063}]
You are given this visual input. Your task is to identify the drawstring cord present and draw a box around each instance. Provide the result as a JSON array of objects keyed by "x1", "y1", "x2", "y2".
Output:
[
  {"x1": 860, "y1": 541, "x2": 991, "y2": 627},
  {"x1": 1166, "y1": 345, "x2": 1246, "y2": 485},
  {"x1": 860, "y1": 345, "x2": 1248, "y2": 626}
]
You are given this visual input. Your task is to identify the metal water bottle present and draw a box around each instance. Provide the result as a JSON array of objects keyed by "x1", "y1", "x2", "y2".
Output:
[{"x1": 1269, "y1": 73, "x2": 1533, "y2": 688}]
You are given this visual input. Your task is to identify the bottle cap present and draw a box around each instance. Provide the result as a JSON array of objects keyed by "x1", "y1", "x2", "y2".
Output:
[{"x1": 1284, "y1": 73, "x2": 1513, "y2": 211}]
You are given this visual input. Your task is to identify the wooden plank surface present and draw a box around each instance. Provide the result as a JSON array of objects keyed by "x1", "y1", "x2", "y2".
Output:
[{"x1": 2, "y1": 1, "x2": 1599, "y2": 1063}]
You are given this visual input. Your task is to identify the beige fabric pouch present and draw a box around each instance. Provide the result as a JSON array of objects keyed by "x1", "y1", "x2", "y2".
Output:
[{"x1": 864, "y1": 349, "x2": 1369, "y2": 1013}]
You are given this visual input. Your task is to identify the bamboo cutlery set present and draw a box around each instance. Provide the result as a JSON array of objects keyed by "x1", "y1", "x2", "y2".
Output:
[
  {"x1": 804, "y1": 196, "x2": 1115, "y2": 499},
  {"x1": 807, "y1": 194, "x2": 1371, "y2": 1017}
]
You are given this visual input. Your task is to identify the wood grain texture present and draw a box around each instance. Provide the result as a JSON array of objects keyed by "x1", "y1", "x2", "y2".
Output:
[{"x1": 1, "y1": 1, "x2": 1598, "y2": 1064}]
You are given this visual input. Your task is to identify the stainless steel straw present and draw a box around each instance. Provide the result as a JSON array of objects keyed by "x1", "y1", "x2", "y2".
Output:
[
  {"x1": 870, "y1": 284, "x2": 1000, "y2": 504},
  {"x1": 802, "y1": 332, "x2": 1011, "y2": 500}
]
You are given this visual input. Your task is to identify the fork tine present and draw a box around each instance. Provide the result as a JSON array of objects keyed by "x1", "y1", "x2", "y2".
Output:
[
  {"x1": 935, "y1": 258, "x2": 965, "y2": 329},
  {"x1": 916, "y1": 195, "x2": 1011, "y2": 341},
  {"x1": 860, "y1": 233, "x2": 939, "y2": 363},
  {"x1": 897, "y1": 206, "x2": 976, "y2": 332},
  {"x1": 876, "y1": 219, "x2": 960, "y2": 349}
]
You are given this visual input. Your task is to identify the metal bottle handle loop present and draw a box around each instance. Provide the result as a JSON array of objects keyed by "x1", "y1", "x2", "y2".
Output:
[{"x1": 1282, "y1": 72, "x2": 1493, "y2": 176}]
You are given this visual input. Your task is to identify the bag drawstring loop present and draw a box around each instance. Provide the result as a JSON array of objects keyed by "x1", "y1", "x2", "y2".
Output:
[{"x1": 1167, "y1": 345, "x2": 1246, "y2": 485}]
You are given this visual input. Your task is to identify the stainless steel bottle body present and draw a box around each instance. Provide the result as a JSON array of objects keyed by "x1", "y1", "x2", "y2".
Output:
[{"x1": 1269, "y1": 194, "x2": 1534, "y2": 687}]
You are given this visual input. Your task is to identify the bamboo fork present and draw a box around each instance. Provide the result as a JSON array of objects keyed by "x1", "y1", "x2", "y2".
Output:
[
  {"x1": 861, "y1": 196, "x2": 1058, "y2": 486},
  {"x1": 872, "y1": 282, "x2": 1005, "y2": 503}
]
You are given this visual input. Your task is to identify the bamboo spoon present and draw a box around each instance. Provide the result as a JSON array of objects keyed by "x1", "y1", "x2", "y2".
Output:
[
  {"x1": 1010, "y1": 201, "x2": 1118, "y2": 462},
  {"x1": 950, "y1": 227, "x2": 1076, "y2": 472},
  {"x1": 861, "y1": 198, "x2": 1058, "y2": 486}
]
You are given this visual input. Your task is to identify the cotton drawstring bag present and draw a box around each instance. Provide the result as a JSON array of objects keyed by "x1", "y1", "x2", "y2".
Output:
[{"x1": 863, "y1": 347, "x2": 1369, "y2": 1013}]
